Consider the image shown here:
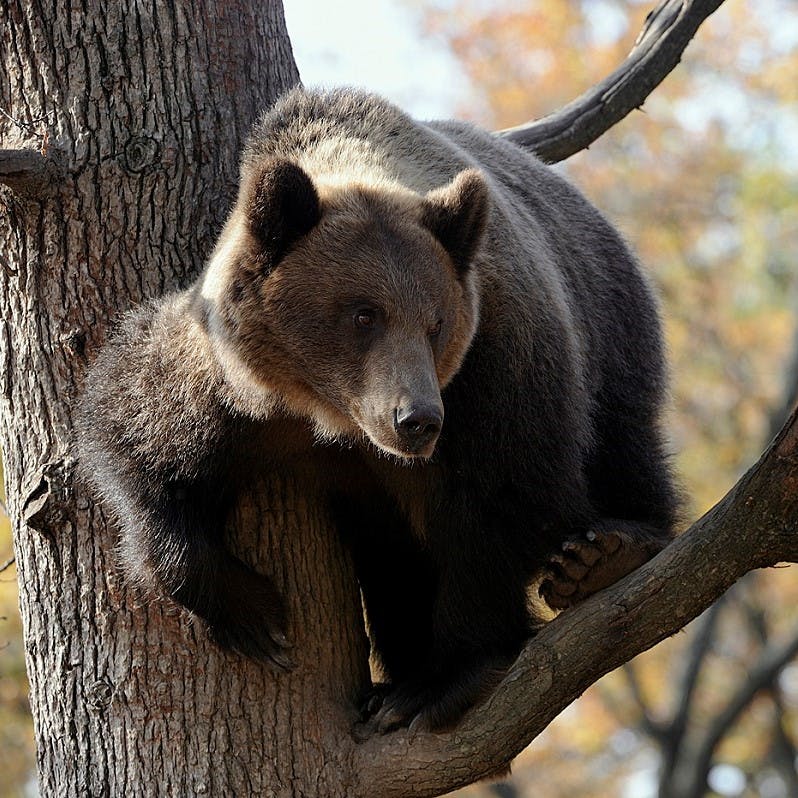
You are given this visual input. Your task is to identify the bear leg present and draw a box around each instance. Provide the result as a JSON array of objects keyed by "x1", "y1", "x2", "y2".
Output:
[
  {"x1": 333, "y1": 490, "x2": 438, "y2": 682},
  {"x1": 356, "y1": 527, "x2": 531, "y2": 735},
  {"x1": 359, "y1": 653, "x2": 514, "y2": 735},
  {"x1": 133, "y1": 480, "x2": 293, "y2": 669}
]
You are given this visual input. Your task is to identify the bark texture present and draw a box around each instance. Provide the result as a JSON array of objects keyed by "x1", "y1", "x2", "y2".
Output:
[{"x1": 0, "y1": 2, "x2": 370, "y2": 795}]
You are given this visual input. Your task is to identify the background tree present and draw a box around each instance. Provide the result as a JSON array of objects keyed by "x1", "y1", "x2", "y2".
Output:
[{"x1": 1, "y1": 1, "x2": 797, "y2": 796}]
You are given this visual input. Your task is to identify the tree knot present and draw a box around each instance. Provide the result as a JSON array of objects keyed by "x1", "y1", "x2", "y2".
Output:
[{"x1": 21, "y1": 455, "x2": 76, "y2": 542}]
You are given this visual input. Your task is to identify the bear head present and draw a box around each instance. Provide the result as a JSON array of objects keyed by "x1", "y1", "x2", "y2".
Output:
[{"x1": 202, "y1": 157, "x2": 489, "y2": 460}]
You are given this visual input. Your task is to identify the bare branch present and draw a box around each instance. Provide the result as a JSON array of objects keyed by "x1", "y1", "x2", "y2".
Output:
[
  {"x1": 0, "y1": 148, "x2": 56, "y2": 194},
  {"x1": 497, "y1": 0, "x2": 727, "y2": 162},
  {"x1": 768, "y1": 689, "x2": 798, "y2": 793},
  {"x1": 669, "y1": 597, "x2": 725, "y2": 736},
  {"x1": 651, "y1": 597, "x2": 726, "y2": 797},
  {"x1": 596, "y1": 662, "x2": 666, "y2": 741},
  {"x1": 620, "y1": 662, "x2": 668, "y2": 741},
  {"x1": 740, "y1": 585, "x2": 798, "y2": 791},
  {"x1": 689, "y1": 627, "x2": 798, "y2": 786},
  {"x1": 356, "y1": 407, "x2": 798, "y2": 798},
  {"x1": 768, "y1": 323, "x2": 798, "y2": 442}
]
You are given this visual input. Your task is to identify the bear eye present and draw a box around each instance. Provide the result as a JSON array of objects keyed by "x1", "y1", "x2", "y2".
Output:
[
  {"x1": 428, "y1": 319, "x2": 443, "y2": 338},
  {"x1": 354, "y1": 308, "x2": 377, "y2": 330}
]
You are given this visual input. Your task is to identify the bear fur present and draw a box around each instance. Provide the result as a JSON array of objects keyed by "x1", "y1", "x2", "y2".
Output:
[{"x1": 77, "y1": 87, "x2": 678, "y2": 732}]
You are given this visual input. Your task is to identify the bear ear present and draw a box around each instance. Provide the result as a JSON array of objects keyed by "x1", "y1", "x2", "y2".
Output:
[
  {"x1": 244, "y1": 158, "x2": 321, "y2": 271},
  {"x1": 421, "y1": 169, "x2": 489, "y2": 275}
]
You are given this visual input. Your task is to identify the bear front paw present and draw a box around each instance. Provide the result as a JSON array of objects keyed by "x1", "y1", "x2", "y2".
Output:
[
  {"x1": 208, "y1": 610, "x2": 294, "y2": 671},
  {"x1": 204, "y1": 561, "x2": 294, "y2": 670},
  {"x1": 354, "y1": 659, "x2": 509, "y2": 738}
]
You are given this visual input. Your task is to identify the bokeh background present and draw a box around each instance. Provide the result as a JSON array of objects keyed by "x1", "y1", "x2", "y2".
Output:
[{"x1": 2, "y1": 1, "x2": 797, "y2": 795}]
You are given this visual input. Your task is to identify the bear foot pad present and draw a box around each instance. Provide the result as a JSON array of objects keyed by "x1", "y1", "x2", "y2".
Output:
[{"x1": 539, "y1": 527, "x2": 654, "y2": 611}]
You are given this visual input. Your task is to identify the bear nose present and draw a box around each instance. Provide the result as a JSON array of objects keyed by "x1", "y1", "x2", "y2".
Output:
[{"x1": 393, "y1": 404, "x2": 443, "y2": 452}]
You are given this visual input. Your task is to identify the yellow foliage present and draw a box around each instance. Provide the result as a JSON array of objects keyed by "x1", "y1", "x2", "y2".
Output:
[{"x1": 0, "y1": 469, "x2": 36, "y2": 796}]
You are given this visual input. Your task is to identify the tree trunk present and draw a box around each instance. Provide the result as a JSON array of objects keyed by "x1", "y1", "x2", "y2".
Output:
[{"x1": 0, "y1": 2, "x2": 369, "y2": 794}]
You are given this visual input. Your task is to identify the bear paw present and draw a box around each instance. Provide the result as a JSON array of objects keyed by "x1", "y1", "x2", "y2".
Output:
[
  {"x1": 354, "y1": 659, "x2": 509, "y2": 738},
  {"x1": 204, "y1": 563, "x2": 295, "y2": 671},
  {"x1": 353, "y1": 681, "x2": 429, "y2": 738},
  {"x1": 539, "y1": 524, "x2": 660, "y2": 611},
  {"x1": 209, "y1": 611, "x2": 294, "y2": 671}
]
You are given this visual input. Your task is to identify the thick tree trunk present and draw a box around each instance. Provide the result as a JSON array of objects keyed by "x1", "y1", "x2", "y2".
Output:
[{"x1": 0, "y1": 2, "x2": 369, "y2": 794}]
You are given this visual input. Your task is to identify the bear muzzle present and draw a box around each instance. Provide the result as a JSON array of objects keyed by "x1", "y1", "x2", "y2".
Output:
[{"x1": 393, "y1": 402, "x2": 443, "y2": 457}]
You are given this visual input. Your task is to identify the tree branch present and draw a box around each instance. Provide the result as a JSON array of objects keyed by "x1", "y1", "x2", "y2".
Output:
[
  {"x1": 643, "y1": 597, "x2": 725, "y2": 797},
  {"x1": 768, "y1": 321, "x2": 798, "y2": 442},
  {"x1": 497, "y1": 0, "x2": 727, "y2": 162},
  {"x1": 741, "y1": 588, "x2": 798, "y2": 793},
  {"x1": 666, "y1": 596, "x2": 725, "y2": 740},
  {"x1": 688, "y1": 626, "x2": 798, "y2": 789},
  {"x1": 0, "y1": 148, "x2": 56, "y2": 194},
  {"x1": 356, "y1": 406, "x2": 798, "y2": 798},
  {"x1": 619, "y1": 662, "x2": 668, "y2": 741},
  {"x1": 768, "y1": 691, "x2": 798, "y2": 793}
]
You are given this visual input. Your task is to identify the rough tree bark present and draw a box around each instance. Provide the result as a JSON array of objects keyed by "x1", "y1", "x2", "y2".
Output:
[
  {"x1": 2, "y1": 0, "x2": 794, "y2": 797},
  {"x1": 0, "y1": 1, "x2": 370, "y2": 794}
]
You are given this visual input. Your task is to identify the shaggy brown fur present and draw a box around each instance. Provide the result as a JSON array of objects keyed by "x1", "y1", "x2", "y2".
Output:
[{"x1": 77, "y1": 87, "x2": 678, "y2": 733}]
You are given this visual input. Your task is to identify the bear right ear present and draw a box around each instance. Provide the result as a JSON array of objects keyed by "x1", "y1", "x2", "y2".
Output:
[
  {"x1": 244, "y1": 159, "x2": 321, "y2": 271},
  {"x1": 421, "y1": 169, "x2": 489, "y2": 275}
]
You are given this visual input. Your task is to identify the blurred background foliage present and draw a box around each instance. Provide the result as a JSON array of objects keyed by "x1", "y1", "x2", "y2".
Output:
[
  {"x1": 420, "y1": 0, "x2": 798, "y2": 511},
  {"x1": 1, "y1": 0, "x2": 797, "y2": 795},
  {"x1": 0, "y1": 460, "x2": 35, "y2": 797}
]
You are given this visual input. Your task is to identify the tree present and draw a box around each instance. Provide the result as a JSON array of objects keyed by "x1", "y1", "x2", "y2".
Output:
[{"x1": 0, "y1": 1, "x2": 795, "y2": 796}]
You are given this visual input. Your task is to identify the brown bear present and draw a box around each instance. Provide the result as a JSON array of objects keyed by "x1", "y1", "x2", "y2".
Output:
[{"x1": 77, "y1": 87, "x2": 678, "y2": 733}]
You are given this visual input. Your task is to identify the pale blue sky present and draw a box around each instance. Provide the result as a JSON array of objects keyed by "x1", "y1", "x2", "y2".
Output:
[{"x1": 282, "y1": 0, "x2": 474, "y2": 120}]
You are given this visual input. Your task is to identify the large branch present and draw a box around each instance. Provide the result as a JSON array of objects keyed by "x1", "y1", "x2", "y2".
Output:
[
  {"x1": 497, "y1": 0, "x2": 727, "y2": 162},
  {"x1": 355, "y1": 406, "x2": 798, "y2": 798}
]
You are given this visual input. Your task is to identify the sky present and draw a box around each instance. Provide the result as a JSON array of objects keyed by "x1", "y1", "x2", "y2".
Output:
[
  {"x1": 282, "y1": 0, "x2": 798, "y2": 170},
  {"x1": 282, "y1": 0, "x2": 473, "y2": 120}
]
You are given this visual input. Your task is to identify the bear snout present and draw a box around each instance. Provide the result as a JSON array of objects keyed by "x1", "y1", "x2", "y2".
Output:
[{"x1": 393, "y1": 403, "x2": 443, "y2": 455}]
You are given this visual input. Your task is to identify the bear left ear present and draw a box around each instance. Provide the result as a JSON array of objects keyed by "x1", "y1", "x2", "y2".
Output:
[
  {"x1": 244, "y1": 158, "x2": 321, "y2": 271},
  {"x1": 421, "y1": 169, "x2": 489, "y2": 275}
]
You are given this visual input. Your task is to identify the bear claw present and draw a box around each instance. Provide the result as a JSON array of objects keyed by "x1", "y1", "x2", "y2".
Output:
[{"x1": 210, "y1": 618, "x2": 295, "y2": 671}]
